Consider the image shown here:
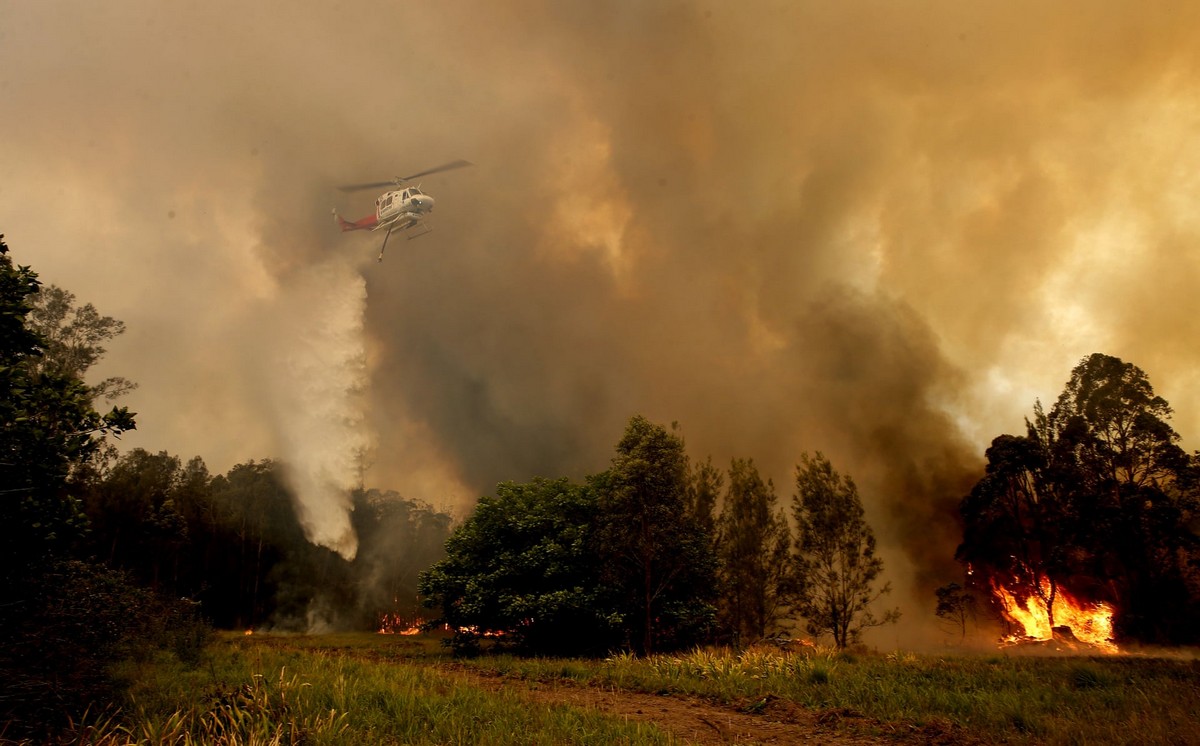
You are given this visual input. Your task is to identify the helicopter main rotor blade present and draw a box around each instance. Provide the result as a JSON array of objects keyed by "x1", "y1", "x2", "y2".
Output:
[
  {"x1": 337, "y1": 180, "x2": 398, "y2": 193},
  {"x1": 336, "y1": 160, "x2": 472, "y2": 193},
  {"x1": 396, "y1": 159, "x2": 473, "y2": 182}
]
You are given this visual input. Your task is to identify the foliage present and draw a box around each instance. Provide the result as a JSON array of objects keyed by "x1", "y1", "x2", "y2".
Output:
[
  {"x1": 0, "y1": 236, "x2": 146, "y2": 737},
  {"x1": 25, "y1": 284, "x2": 137, "y2": 402},
  {"x1": 79, "y1": 453, "x2": 453, "y2": 632},
  {"x1": 0, "y1": 237, "x2": 135, "y2": 574},
  {"x1": 592, "y1": 416, "x2": 718, "y2": 654},
  {"x1": 714, "y1": 458, "x2": 792, "y2": 646},
  {"x1": 421, "y1": 416, "x2": 720, "y2": 657},
  {"x1": 350, "y1": 488, "x2": 454, "y2": 626},
  {"x1": 419, "y1": 477, "x2": 619, "y2": 655},
  {"x1": 957, "y1": 353, "x2": 1200, "y2": 643},
  {"x1": 685, "y1": 455, "x2": 722, "y2": 543},
  {"x1": 934, "y1": 582, "x2": 977, "y2": 642},
  {"x1": 956, "y1": 431, "x2": 1070, "y2": 632},
  {"x1": 0, "y1": 560, "x2": 208, "y2": 741},
  {"x1": 791, "y1": 452, "x2": 898, "y2": 648}
]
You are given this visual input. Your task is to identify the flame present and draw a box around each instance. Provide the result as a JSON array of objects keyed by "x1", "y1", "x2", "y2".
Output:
[
  {"x1": 244, "y1": 629, "x2": 254, "y2": 636},
  {"x1": 377, "y1": 613, "x2": 423, "y2": 635},
  {"x1": 376, "y1": 611, "x2": 508, "y2": 637},
  {"x1": 992, "y1": 578, "x2": 1118, "y2": 654},
  {"x1": 456, "y1": 625, "x2": 506, "y2": 638}
]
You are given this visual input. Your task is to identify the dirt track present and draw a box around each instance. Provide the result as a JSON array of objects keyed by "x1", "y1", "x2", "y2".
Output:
[{"x1": 439, "y1": 665, "x2": 965, "y2": 745}]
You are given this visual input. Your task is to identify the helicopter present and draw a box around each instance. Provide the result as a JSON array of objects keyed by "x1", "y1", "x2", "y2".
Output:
[{"x1": 332, "y1": 159, "x2": 472, "y2": 261}]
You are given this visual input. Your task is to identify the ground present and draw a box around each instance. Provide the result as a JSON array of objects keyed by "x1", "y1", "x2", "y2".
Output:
[{"x1": 440, "y1": 663, "x2": 969, "y2": 745}]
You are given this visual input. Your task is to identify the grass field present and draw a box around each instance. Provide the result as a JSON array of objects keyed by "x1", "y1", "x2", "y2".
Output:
[{"x1": 26, "y1": 632, "x2": 1200, "y2": 745}]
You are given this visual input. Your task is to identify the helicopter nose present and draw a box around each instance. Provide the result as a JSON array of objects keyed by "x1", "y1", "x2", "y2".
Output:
[{"x1": 416, "y1": 195, "x2": 435, "y2": 212}]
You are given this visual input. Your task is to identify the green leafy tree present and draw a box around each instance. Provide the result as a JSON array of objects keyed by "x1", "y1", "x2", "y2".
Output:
[
  {"x1": 791, "y1": 452, "x2": 898, "y2": 648},
  {"x1": 25, "y1": 284, "x2": 136, "y2": 402},
  {"x1": 419, "y1": 478, "x2": 617, "y2": 655},
  {"x1": 1045, "y1": 353, "x2": 1187, "y2": 492},
  {"x1": 715, "y1": 458, "x2": 792, "y2": 646},
  {"x1": 593, "y1": 416, "x2": 717, "y2": 654},
  {"x1": 0, "y1": 236, "x2": 154, "y2": 737},
  {"x1": 686, "y1": 455, "x2": 722, "y2": 542},
  {"x1": 0, "y1": 235, "x2": 135, "y2": 571}
]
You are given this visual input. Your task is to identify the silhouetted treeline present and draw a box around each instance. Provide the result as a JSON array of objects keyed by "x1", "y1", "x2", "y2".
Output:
[{"x1": 77, "y1": 450, "x2": 453, "y2": 630}]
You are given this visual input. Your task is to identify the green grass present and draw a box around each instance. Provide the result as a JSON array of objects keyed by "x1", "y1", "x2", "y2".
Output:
[
  {"x1": 24, "y1": 633, "x2": 1200, "y2": 745},
  {"x1": 457, "y1": 643, "x2": 1200, "y2": 745},
  {"x1": 91, "y1": 634, "x2": 677, "y2": 745}
]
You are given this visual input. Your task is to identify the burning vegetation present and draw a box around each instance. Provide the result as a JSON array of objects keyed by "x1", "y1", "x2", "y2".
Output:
[
  {"x1": 953, "y1": 354, "x2": 1200, "y2": 649},
  {"x1": 377, "y1": 614, "x2": 423, "y2": 636},
  {"x1": 991, "y1": 579, "x2": 1117, "y2": 654}
]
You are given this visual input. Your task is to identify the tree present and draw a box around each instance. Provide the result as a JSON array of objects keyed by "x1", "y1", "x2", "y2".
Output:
[
  {"x1": 593, "y1": 416, "x2": 717, "y2": 654},
  {"x1": 1045, "y1": 353, "x2": 1186, "y2": 493},
  {"x1": 791, "y1": 452, "x2": 898, "y2": 648},
  {"x1": 0, "y1": 236, "x2": 156, "y2": 738},
  {"x1": 419, "y1": 478, "x2": 617, "y2": 655},
  {"x1": 25, "y1": 284, "x2": 136, "y2": 402},
  {"x1": 956, "y1": 353, "x2": 1200, "y2": 644},
  {"x1": 715, "y1": 458, "x2": 792, "y2": 646},
  {"x1": 934, "y1": 582, "x2": 977, "y2": 642},
  {"x1": 350, "y1": 488, "x2": 452, "y2": 628},
  {"x1": 0, "y1": 235, "x2": 135, "y2": 571},
  {"x1": 955, "y1": 433, "x2": 1070, "y2": 632},
  {"x1": 686, "y1": 455, "x2": 722, "y2": 544},
  {"x1": 1041, "y1": 354, "x2": 1197, "y2": 642}
]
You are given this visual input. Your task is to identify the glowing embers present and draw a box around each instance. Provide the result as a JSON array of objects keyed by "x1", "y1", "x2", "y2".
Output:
[{"x1": 992, "y1": 578, "x2": 1118, "y2": 654}]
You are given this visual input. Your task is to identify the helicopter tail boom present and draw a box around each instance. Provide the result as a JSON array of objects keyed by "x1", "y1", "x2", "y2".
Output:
[{"x1": 332, "y1": 208, "x2": 378, "y2": 232}]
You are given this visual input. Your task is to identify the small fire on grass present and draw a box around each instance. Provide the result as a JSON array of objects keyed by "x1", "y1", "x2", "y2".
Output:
[
  {"x1": 377, "y1": 613, "x2": 423, "y2": 635},
  {"x1": 992, "y1": 578, "x2": 1118, "y2": 654},
  {"x1": 244, "y1": 629, "x2": 253, "y2": 636}
]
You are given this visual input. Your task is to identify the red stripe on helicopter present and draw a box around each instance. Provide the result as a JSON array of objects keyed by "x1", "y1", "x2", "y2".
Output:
[{"x1": 336, "y1": 213, "x2": 378, "y2": 232}]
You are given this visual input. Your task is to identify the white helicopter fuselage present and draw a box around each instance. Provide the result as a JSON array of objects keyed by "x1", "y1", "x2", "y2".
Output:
[{"x1": 377, "y1": 187, "x2": 434, "y2": 229}]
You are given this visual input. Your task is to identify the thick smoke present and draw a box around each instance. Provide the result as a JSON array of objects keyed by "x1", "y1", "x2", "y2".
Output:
[{"x1": 4, "y1": 0, "x2": 1200, "y2": 643}]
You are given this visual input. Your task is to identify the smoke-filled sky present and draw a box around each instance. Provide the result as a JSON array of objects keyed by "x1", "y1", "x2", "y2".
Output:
[{"x1": 4, "y1": 0, "x2": 1200, "y2": 639}]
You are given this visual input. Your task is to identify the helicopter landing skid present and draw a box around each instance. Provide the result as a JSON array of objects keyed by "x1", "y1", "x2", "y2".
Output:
[{"x1": 406, "y1": 223, "x2": 434, "y2": 240}]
